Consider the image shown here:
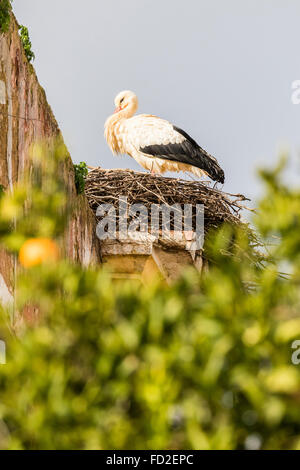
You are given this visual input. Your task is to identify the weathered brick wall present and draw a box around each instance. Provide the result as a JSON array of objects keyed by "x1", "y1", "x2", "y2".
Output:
[{"x1": 0, "y1": 15, "x2": 101, "y2": 308}]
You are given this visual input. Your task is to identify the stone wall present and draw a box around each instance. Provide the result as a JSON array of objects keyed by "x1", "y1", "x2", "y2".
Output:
[{"x1": 0, "y1": 15, "x2": 101, "y2": 309}]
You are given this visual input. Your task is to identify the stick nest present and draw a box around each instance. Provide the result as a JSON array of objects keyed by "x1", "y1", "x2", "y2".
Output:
[{"x1": 85, "y1": 168, "x2": 252, "y2": 235}]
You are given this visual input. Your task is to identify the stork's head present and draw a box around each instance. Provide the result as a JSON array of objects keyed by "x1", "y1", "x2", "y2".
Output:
[{"x1": 113, "y1": 90, "x2": 138, "y2": 116}]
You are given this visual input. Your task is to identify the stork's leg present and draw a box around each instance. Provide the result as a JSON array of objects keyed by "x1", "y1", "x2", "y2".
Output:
[
  {"x1": 149, "y1": 161, "x2": 162, "y2": 177},
  {"x1": 150, "y1": 161, "x2": 157, "y2": 176}
]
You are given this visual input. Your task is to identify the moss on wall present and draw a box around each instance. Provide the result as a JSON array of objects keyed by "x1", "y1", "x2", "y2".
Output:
[{"x1": 0, "y1": 0, "x2": 12, "y2": 33}]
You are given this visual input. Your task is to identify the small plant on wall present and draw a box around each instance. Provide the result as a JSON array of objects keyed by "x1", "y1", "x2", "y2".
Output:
[
  {"x1": 19, "y1": 25, "x2": 35, "y2": 62},
  {"x1": 74, "y1": 161, "x2": 88, "y2": 194}
]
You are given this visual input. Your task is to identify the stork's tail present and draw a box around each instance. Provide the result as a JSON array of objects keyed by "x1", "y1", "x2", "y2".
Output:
[{"x1": 197, "y1": 146, "x2": 225, "y2": 184}]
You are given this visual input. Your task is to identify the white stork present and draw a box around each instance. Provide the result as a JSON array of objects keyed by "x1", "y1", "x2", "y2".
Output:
[{"x1": 104, "y1": 90, "x2": 225, "y2": 183}]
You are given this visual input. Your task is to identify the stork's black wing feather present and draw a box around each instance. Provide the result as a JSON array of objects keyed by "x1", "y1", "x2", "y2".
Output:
[{"x1": 140, "y1": 125, "x2": 225, "y2": 184}]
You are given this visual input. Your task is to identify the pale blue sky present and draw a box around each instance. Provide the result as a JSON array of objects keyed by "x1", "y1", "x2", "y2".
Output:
[{"x1": 13, "y1": 0, "x2": 300, "y2": 202}]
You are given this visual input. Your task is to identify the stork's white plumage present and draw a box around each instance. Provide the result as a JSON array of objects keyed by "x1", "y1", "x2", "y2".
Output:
[{"x1": 104, "y1": 90, "x2": 225, "y2": 183}]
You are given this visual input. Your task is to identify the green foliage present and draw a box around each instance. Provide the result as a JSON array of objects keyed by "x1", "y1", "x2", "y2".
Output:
[
  {"x1": 255, "y1": 158, "x2": 300, "y2": 267},
  {"x1": 0, "y1": 184, "x2": 4, "y2": 197},
  {"x1": 74, "y1": 161, "x2": 88, "y2": 194},
  {"x1": 0, "y1": 145, "x2": 300, "y2": 449},
  {"x1": 19, "y1": 25, "x2": 35, "y2": 63},
  {"x1": 0, "y1": 0, "x2": 12, "y2": 33},
  {"x1": 0, "y1": 139, "x2": 69, "y2": 252}
]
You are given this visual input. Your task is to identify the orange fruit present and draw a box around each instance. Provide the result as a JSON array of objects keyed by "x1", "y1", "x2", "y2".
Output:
[{"x1": 19, "y1": 238, "x2": 60, "y2": 268}]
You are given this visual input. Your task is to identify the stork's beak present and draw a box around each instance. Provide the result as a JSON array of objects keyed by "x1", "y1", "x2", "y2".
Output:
[{"x1": 114, "y1": 106, "x2": 122, "y2": 114}]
